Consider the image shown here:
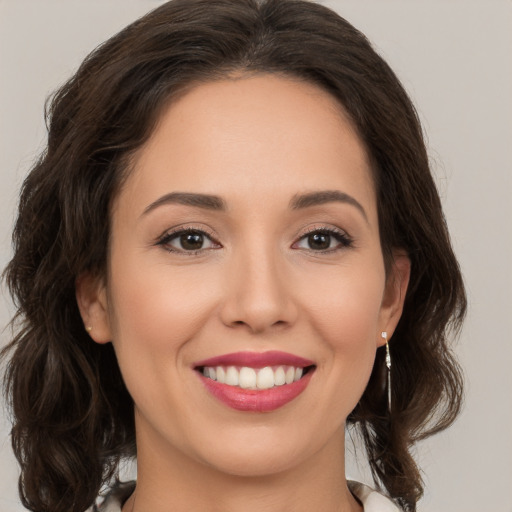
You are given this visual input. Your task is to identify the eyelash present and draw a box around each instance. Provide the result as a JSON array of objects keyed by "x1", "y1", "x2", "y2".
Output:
[{"x1": 156, "y1": 225, "x2": 354, "y2": 256}]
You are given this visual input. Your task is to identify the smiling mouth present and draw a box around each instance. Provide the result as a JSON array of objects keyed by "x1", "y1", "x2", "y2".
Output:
[
  {"x1": 193, "y1": 351, "x2": 316, "y2": 411},
  {"x1": 196, "y1": 364, "x2": 316, "y2": 390}
]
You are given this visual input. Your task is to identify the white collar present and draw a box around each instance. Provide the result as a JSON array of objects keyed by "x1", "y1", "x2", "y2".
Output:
[{"x1": 348, "y1": 480, "x2": 401, "y2": 511}]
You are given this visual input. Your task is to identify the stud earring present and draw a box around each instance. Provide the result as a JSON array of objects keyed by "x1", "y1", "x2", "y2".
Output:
[
  {"x1": 85, "y1": 325, "x2": 92, "y2": 333},
  {"x1": 381, "y1": 331, "x2": 391, "y2": 413}
]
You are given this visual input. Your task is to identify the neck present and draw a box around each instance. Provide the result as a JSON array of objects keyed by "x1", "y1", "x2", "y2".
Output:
[{"x1": 125, "y1": 416, "x2": 362, "y2": 512}]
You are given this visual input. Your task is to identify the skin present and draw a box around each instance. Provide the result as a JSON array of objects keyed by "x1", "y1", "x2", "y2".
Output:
[{"x1": 77, "y1": 74, "x2": 410, "y2": 512}]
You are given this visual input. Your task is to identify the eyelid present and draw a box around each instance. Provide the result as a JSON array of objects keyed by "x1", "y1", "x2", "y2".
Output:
[
  {"x1": 155, "y1": 224, "x2": 221, "y2": 254},
  {"x1": 292, "y1": 224, "x2": 354, "y2": 252},
  {"x1": 157, "y1": 223, "x2": 218, "y2": 239},
  {"x1": 298, "y1": 224, "x2": 348, "y2": 238}
]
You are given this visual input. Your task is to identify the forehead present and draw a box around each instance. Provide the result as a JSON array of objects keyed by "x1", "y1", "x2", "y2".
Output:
[{"x1": 116, "y1": 74, "x2": 375, "y2": 219}]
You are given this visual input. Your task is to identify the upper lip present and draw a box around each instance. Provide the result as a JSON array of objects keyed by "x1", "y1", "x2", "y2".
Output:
[{"x1": 193, "y1": 351, "x2": 315, "y2": 369}]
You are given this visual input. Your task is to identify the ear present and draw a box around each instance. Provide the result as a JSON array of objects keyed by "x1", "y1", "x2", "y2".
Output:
[
  {"x1": 377, "y1": 250, "x2": 411, "y2": 346},
  {"x1": 75, "y1": 273, "x2": 112, "y2": 344}
]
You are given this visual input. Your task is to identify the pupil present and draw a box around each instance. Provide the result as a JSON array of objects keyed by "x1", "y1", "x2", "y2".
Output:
[
  {"x1": 309, "y1": 233, "x2": 330, "y2": 250},
  {"x1": 181, "y1": 232, "x2": 203, "y2": 250}
]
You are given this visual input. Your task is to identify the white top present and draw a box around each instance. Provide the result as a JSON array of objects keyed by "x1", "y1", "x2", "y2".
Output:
[
  {"x1": 89, "y1": 480, "x2": 400, "y2": 511},
  {"x1": 348, "y1": 481, "x2": 401, "y2": 511}
]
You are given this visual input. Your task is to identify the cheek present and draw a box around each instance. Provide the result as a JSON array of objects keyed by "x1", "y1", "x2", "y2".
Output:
[
  {"x1": 105, "y1": 260, "x2": 227, "y2": 436},
  {"x1": 299, "y1": 260, "x2": 385, "y2": 346},
  {"x1": 108, "y1": 261, "x2": 218, "y2": 354},
  {"x1": 298, "y1": 260, "x2": 385, "y2": 401}
]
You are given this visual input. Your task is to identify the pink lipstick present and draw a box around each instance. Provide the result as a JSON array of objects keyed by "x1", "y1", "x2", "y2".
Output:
[
  {"x1": 194, "y1": 350, "x2": 314, "y2": 369},
  {"x1": 194, "y1": 351, "x2": 315, "y2": 412}
]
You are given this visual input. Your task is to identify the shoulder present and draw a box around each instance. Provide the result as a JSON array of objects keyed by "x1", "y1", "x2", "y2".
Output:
[
  {"x1": 85, "y1": 481, "x2": 136, "y2": 512},
  {"x1": 348, "y1": 480, "x2": 401, "y2": 512}
]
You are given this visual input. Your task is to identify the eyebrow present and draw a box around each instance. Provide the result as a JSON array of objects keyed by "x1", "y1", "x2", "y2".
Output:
[
  {"x1": 142, "y1": 189, "x2": 367, "y2": 221},
  {"x1": 289, "y1": 190, "x2": 368, "y2": 221},
  {"x1": 142, "y1": 192, "x2": 227, "y2": 215}
]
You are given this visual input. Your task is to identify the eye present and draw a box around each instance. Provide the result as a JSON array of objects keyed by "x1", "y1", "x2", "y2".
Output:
[
  {"x1": 157, "y1": 228, "x2": 220, "y2": 254},
  {"x1": 293, "y1": 228, "x2": 353, "y2": 252}
]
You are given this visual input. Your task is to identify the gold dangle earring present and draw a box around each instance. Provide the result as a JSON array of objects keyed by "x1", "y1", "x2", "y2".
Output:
[{"x1": 381, "y1": 331, "x2": 391, "y2": 413}]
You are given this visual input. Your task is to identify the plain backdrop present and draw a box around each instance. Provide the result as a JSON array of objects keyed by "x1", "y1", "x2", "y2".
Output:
[{"x1": 1, "y1": 1, "x2": 511, "y2": 511}]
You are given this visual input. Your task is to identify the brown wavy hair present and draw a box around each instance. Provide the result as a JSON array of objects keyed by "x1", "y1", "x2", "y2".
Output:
[{"x1": 2, "y1": 1, "x2": 466, "y2": 511}]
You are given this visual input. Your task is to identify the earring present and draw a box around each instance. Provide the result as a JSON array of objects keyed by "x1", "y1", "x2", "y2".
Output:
[
  {"x1": 85, "y1": 325, "x2": 92, "y2": 332},
  {"x1": 381, "y1": 331, "x2": 391, "y2": 412}
]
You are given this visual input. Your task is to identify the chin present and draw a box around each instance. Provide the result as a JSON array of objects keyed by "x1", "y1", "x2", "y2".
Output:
[
  {"x1": 186, "y1": 420, "x2": 331, "y2": 479},
  {"x1": 200, "y1": 445, "x2": 305, "y2": 478}
]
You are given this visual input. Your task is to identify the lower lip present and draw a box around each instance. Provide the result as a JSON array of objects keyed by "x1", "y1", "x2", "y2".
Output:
[{"x1": 198, "y1": 371, "x2": 314, "y2": 412}]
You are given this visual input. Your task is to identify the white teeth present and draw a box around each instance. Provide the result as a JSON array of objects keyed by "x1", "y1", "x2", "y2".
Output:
[
  {"x1": 239, "y1": 367, "x2": 257, "y2": 389},
  {"x1": 225, "y1": 366, "x2": 239, "y2": 386},
  {"x1": 203, "y1": 367, "x2": 217, "y2": 380},
  {"x1": 201, "y1": 364, "x2": 310, "y2": 389},
  {"x1": 256, "y1": 366, "x2": 274, "y2": 389},
  {"x1": 216, "y1": 366, "x2": 226, "y2": 384},
  {"x1": 274, "y1": 366, "x2": 286, "y2": 386}
]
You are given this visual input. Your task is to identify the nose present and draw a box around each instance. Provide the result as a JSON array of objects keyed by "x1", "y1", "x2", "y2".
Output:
[{"x1": 219, "y1": 241, "x2": 298, "y2": 335}]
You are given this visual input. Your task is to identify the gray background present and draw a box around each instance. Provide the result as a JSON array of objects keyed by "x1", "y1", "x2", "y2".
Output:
[{"x1": 1, "y1": 1, "x2": 511, "y2": 511}]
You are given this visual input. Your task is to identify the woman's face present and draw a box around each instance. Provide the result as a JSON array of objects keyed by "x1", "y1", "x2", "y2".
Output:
[{"x1": 79, "y1": 74, "x2": 408, "y2": 477}]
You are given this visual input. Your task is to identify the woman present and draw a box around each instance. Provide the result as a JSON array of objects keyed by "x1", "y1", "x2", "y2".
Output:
[{"x1": 1, "y1": 0, "x2": 466, "y2": 511}]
